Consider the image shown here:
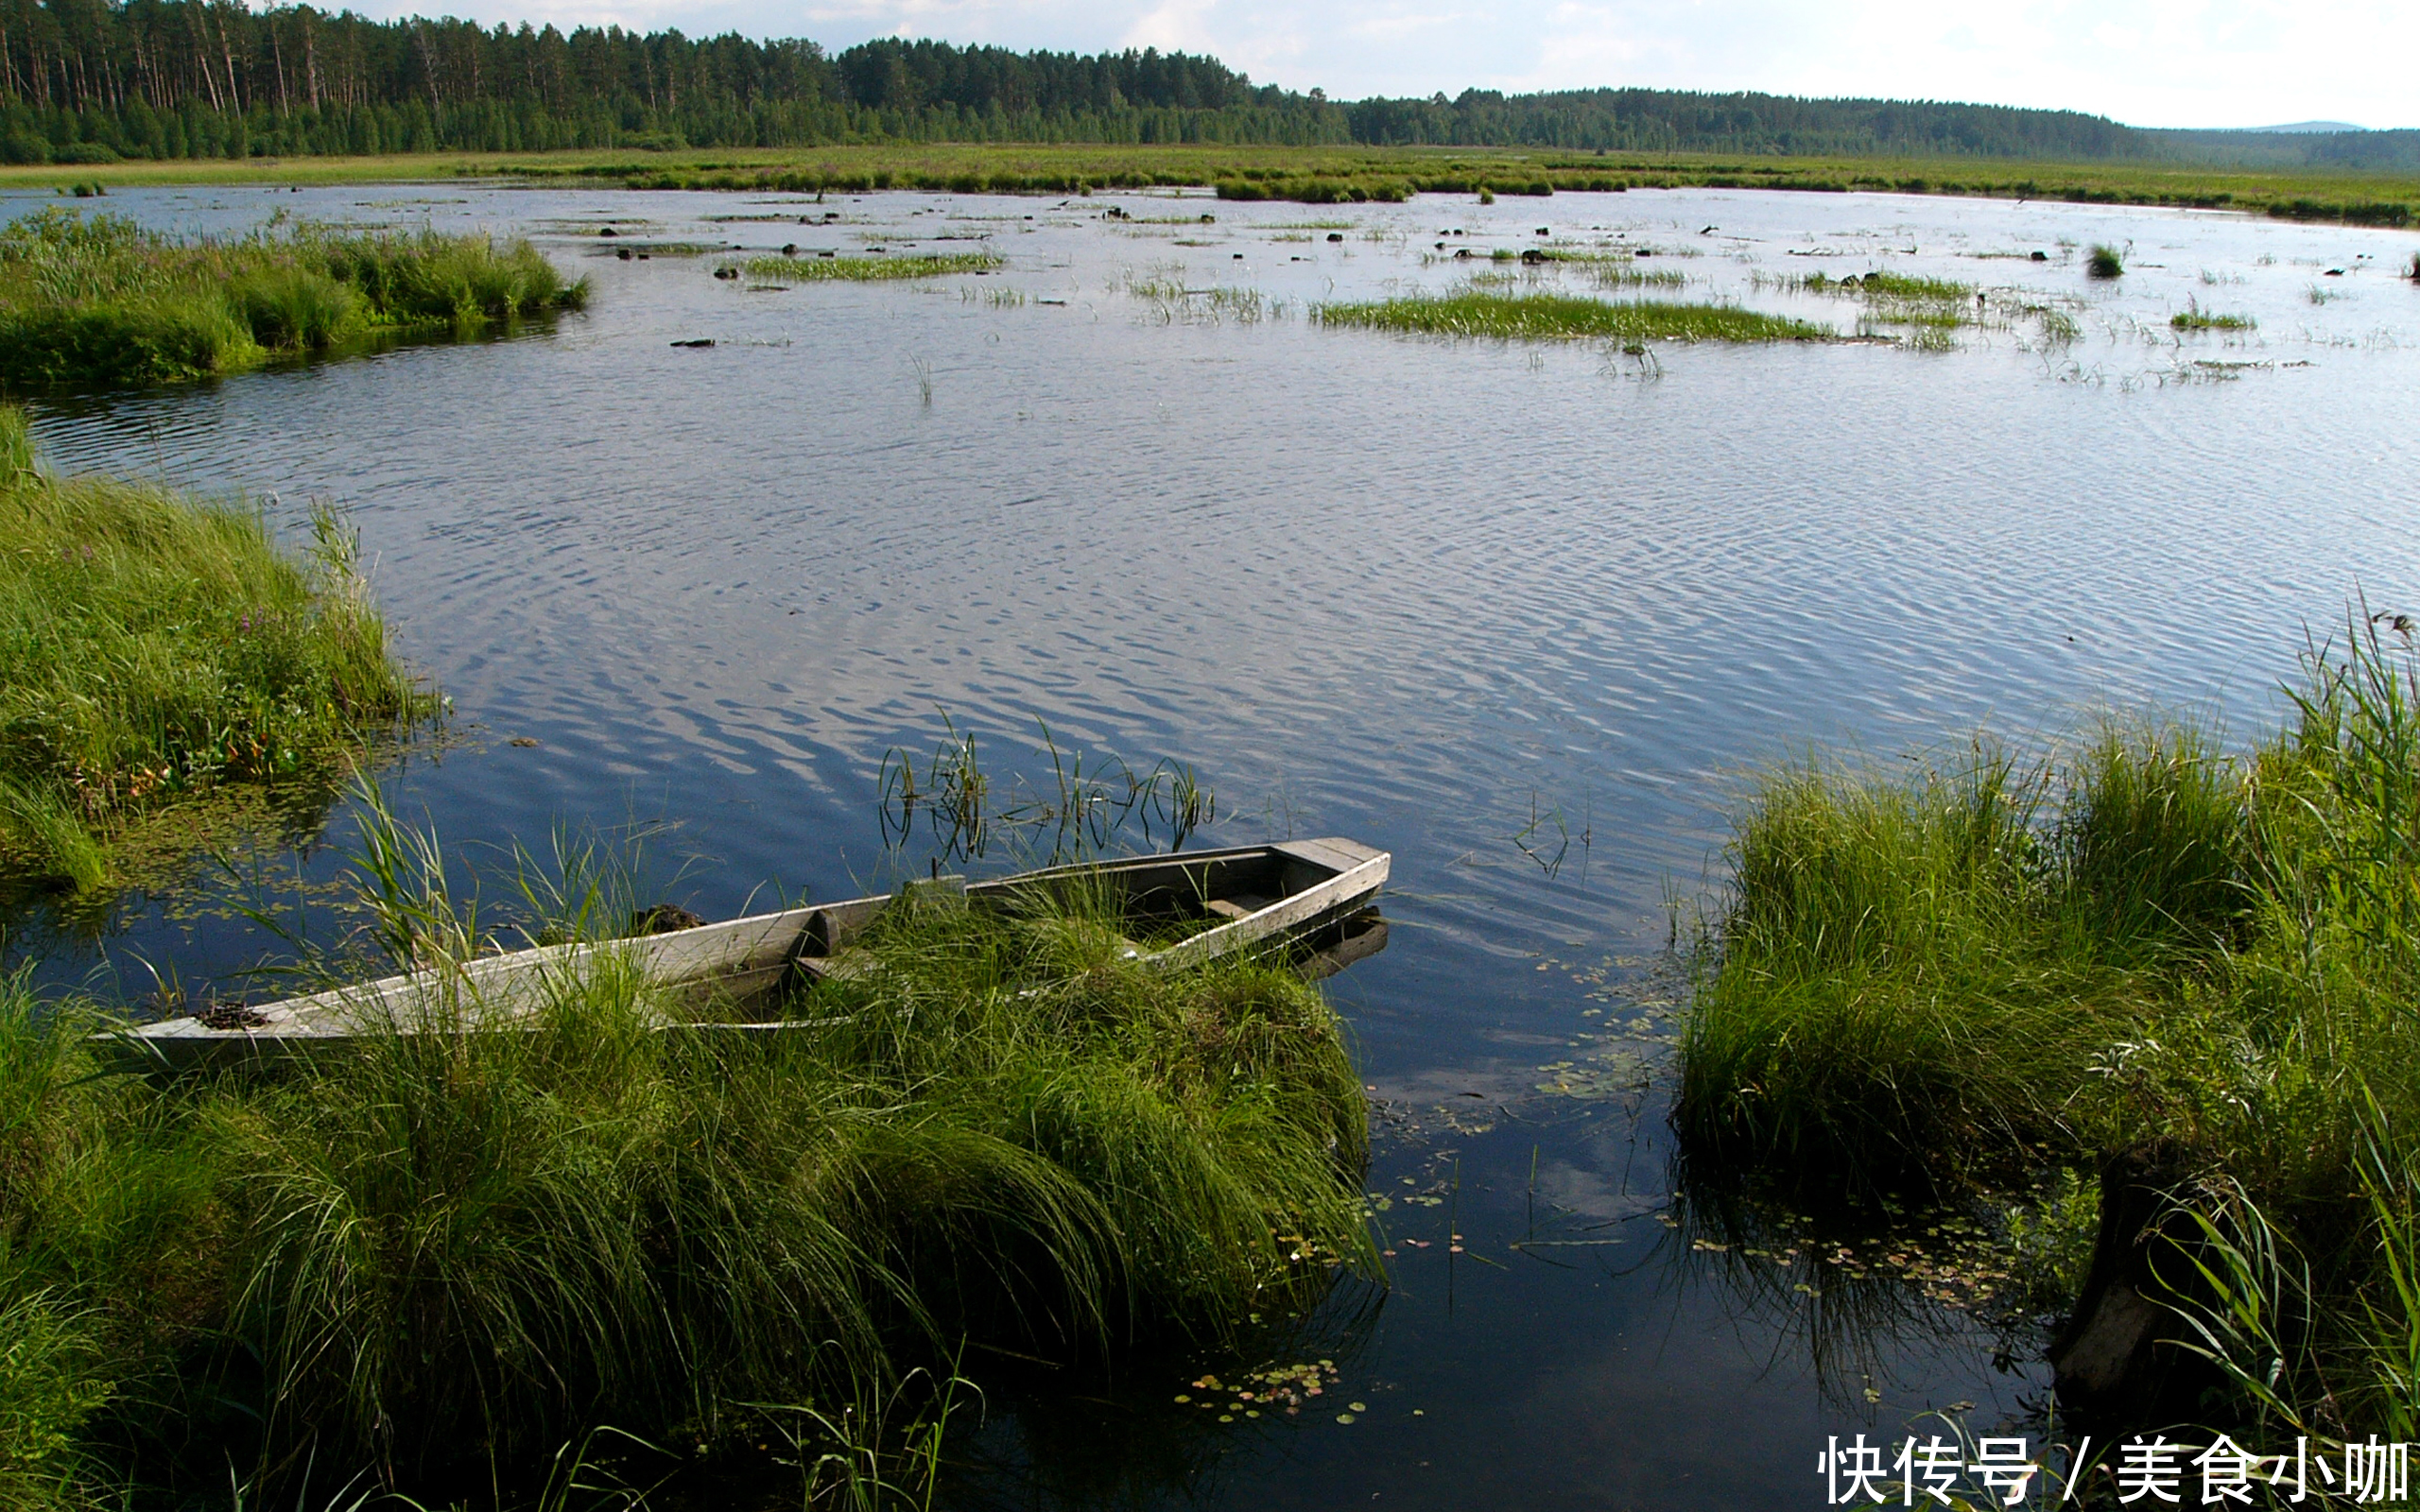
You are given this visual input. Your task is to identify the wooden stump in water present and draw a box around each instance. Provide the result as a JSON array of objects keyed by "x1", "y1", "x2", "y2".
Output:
[{"x1": 2047, "y1": 1141, "x2": 2223, "y2": 1427}]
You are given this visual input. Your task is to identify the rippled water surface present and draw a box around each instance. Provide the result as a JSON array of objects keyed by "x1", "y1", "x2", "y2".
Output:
[{"x1": 9, "y1": 180, "x2": 2420, "y2": 1506}]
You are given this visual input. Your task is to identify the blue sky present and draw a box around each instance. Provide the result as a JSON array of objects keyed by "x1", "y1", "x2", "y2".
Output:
[{"x1": 369, "y1": 0, "x2": 2416, "y2": 131}]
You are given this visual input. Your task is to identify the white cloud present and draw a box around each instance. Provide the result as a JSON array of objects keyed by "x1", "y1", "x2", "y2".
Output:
[{"x1": 349, "y1": 0, "x2": 2420, "y2": 127}]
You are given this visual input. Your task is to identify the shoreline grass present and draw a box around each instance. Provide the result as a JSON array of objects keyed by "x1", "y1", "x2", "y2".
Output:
[
  {"x1": 0, "y1": 207, "x2": 588, "y2": 391},
  {"x1": 1312, "y1": 289, "x2": 1828, "y2": 343},
  {"x1": 1677, "y1": 617, "x2": 2420, "y2": 1433},
  {"x1": 728, "y1": 249, "x2": 1001, "y2": 283},
  {"x1": 0, "y1": 410, "x2": 428, "y2": 890},
  {"x1": 4, "y1": 144, "x2": 2418, "y2": 224},
  {"x1": 0, "y1": 799, "x2": 1374, "y2": 1503}
]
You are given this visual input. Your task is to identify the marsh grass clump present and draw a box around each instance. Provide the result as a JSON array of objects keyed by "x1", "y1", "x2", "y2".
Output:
[
  {"x1": 1681, "y1": 718, "x2": 2255, "y2": 1193},
  {"x1": 0, "y1": 804, "x2": 1373, "y2": 1497},
  {"x1": 733, "y1": 249, "x2": 1002, "y2": 284},
  {"x1": 1312, "y1": 290, "x2": 1827, "y2": 344},
  {"x1": 2085, "y1": 242, "x2": 2125, "y2": 279},
  {"x1": 0, "y1": 208, "x2": 587, "y2": 390},
  {"x1": 1682, "y1": 616, "x2": 2420, "y2": 1433},
  {"x1": 2170, "y1": 300, "x2": 2256, "y2": 332},
  {"x1": 0, "y1": 410, "x2": 427, "y2": 889}
]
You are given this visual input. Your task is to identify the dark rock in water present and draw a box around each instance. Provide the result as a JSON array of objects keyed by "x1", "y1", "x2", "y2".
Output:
[
  {"x1": 1522, "y1": 247, "x2": 1548, "y2": 264},
  {"x1": 2031, "y1": 249, "x2": 2050, "y2": 262},
  {"x1": 2047, "y1": 1141, "x2": 2225, "y2": 1431},
  {"x1": 616, "y1": 248, "x2": 632, "y2": 261},
  {"x1": 1535, "y1": 226, "x2": 1550, "y2": 236},
  {"x1": 1327, "y1": 232, "x2": 1344, "y2": 243},
  {"x1": 599, "y1": 226, "x2": 618, "y2": 237},
  {"x1": 669, "y1": 338, "x2": 715, "y2": 348},
  {"x1": 782, "y1": 243, "x2": 799, "y2": 255},
  {"x1": 631, "y1": 903, "x2": 706, "y2": 936},
  {"x1": 713, "y1": 266, "x2": 739, "y2": 281}
]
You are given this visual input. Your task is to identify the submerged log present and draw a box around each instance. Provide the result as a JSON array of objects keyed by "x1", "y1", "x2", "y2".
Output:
[{"x1": 2046, "y1": 1142, "x2": 2223, "y2": 1427}]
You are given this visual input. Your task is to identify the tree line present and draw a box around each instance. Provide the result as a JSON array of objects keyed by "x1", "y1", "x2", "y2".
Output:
[{"x1": 0, "y1": 3, "x2": 2405, "y2": 169}]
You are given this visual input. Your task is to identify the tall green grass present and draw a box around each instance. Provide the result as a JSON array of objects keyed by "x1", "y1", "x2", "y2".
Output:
[
  {"x1": 0, "y1": 798, "x2": 1373, "y2": 1497},
  {"x1": 0, "y1": 208, "x2": 588, "y2": 389},
  {"x1": 0, "y1": 409, "x2": 427, "y2": 889},
  {"x1": 1681, "y1": 617, "x2": 2420, "y2": 1432},
  {"x1": 1312, "y1": 290, "x2": 1828, "y2": 343}
]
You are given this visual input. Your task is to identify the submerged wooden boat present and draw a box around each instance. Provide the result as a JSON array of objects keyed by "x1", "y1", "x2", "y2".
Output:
[{"x1": 111, "y1": 837, "x2": 1390, "y2": 1071}]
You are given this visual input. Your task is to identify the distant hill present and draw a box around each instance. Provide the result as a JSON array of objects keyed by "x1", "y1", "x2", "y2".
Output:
[{"x1": 2225, "y1": 121, "x2": 2368, "y2": 134}]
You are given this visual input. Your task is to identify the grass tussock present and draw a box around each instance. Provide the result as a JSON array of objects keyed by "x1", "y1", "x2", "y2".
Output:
[
  {"x1": 2085, "y1": 242, "x2": 2125, "y2": 279},
  {"x1": 0, "y1": 207, "x2": 588, "y2": 389},
  {"x1": 0, "y1": 409, "x2": 427, "y2": 890},
  {"x1": 1679, "y1": 615, "x2": 2420, "y2": 1434},
  {"x1": 1311, "y1": 289, "x2": 1828, "y2": 343},
  {"x1": 2170, "y1": 300, "x2": 2256, "y2": 332},
  {"x1": 732, "y1": 249, "x2": 1002, "y2": 283},
  {"x1": 0, "y1": 805, "x2": 1373, "y2": 1500}
]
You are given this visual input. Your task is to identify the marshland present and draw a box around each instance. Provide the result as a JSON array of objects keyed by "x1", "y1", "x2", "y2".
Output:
[{"x1": 4, "y1": 176, "x2": 2419, "y2": 1507}]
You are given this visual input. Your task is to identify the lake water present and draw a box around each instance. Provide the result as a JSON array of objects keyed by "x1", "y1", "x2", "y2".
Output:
[{"x1": 9, "y1": 179, "x2": 2419, "y2": 1507}]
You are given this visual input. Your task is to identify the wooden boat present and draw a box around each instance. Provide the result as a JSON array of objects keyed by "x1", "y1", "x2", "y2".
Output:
[{"x1": 110, "y1": 837, "x2": 1390, "y2": 1071}]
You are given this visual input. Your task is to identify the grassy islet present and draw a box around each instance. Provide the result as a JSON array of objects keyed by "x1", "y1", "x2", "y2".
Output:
[
  {"x1": 1312, "y1": 289, "x2": 1828, "y2": 343},
  {"x1": 727, "y1": 249, "x2": 1002, "y2": 283},
  {"x1": 0, "y1": 410, "x2": 425, "y2": 891},
  {"x1": 1680, "y1": 617, "x2": 2420, "y2": 1434},
  {"x1": 0, "y1": 208, "x2": 587, "y2": 390}
]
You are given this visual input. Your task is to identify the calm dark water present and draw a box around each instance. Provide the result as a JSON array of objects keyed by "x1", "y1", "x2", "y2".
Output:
[{"x1": 8, "y1": 180, "x2": 2419, "y2": 1507}]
